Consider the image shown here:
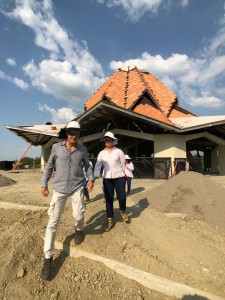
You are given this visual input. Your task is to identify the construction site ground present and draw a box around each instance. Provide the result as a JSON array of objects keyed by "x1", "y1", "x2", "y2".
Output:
[{"x1": 0, "y1": 170, "x2": 225, "y2": 300}]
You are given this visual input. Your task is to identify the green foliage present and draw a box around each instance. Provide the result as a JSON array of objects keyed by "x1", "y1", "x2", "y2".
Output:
[{"x1": 19, "y1": 156, "x2": 41, "y2": 169}]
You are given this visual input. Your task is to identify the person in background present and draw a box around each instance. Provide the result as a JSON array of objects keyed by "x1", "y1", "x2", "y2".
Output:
[
  {"x1": 83, "y1": 160, "x2": 93, "y2": 202},
  {"x1": 94, "y1": 131, "x2": 128, "y2": 232},
  {"x1": 40, "y1": 121, "x2": 94, "y2": 280},
  {"x1": 124, "y1": 155, "x2": 134, "y2": 197}
]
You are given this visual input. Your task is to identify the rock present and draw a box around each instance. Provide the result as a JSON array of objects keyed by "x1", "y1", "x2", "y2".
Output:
[{"x1": 17, "y1": 267, "x2": 26, "y2": 278}]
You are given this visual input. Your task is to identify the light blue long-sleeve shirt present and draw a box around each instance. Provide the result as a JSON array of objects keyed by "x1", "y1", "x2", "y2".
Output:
[{"x1": 41, "y1": 141, "x2": 94, "y2": 194}]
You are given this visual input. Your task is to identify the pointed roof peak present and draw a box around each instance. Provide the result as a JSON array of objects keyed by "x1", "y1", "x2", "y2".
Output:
[
  {"x1": 84, "y1": 67, "x2": 195, "y2": 123},
  {"x1": 120, "y1": 64, "x2": 149, "y2": 74},
  {"x1": 120, "y1": 64, "x2": 136, "y2": 71}
]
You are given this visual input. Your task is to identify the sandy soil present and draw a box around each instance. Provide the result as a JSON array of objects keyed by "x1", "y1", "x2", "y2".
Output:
[{"x1": 0, "y1": 170, "x2": 225, "y2": 300}]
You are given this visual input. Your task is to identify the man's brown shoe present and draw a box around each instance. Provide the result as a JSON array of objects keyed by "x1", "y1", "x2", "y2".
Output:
[
  {"x1": 74, "y1": 230, "x2": 84, "y2": 245},
  {"x1": 40, "y1": 257, "x2": 53, "y2": 280}
]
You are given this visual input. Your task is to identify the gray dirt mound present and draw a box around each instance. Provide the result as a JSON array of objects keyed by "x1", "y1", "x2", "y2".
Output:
[
  {"x1": 135, "y1": 171, "x2": 225, "y2": 229},
  {"x1": 0, "y1": 174, "x2": 16, "y2": 187}
]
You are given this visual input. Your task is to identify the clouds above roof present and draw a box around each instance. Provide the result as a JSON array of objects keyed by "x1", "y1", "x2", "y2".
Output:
[
  {"x1": 109, "y1": 27, "x2": 225, "y2": 109},
  {"x1": 0, "y1": 0, "x2": 224, "y2": 118},
  {"x1": 6, "y1": 57, "x2": 16, "y2": 66},
  {"x1": 0, "y1": 70, "x2": 28, "y2": 90},
  {"x1": 38, "y1": 104, "x2": 77, "y2": 123},
  {"x1": 97, "y1": 0, "x2": 189, "y2": 22},
  {"x1": 1, "y1": 0, "x2": 105, "y2": 111}
]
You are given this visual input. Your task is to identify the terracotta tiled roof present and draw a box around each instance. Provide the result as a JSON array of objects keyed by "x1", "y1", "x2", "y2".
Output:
[
  {"x1": 133, "y1": 99, "x2": 174, "y2": 126},
  {"x1": 84, "y1": 66, "x2": 196, "y2": 126},
  {"x1": 125, "y1": 68, "x2": 148, "y2": 108},
  {"x1": 141, "y1": 72, "x2": 177, "y2": 116},
  {"x1": 168, "y1": 105, "x2": 197, "y2": 118}
]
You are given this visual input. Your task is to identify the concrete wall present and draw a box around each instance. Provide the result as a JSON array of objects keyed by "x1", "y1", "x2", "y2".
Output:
[
  {"x1": 212, "y1": 145, "x2": 225, "y2": 175},
  {"x1": 154, "y1": 134, "x2": 186, "y2": 158},
  {"x1": 218, "y1": 145, "x2": 225, "y2": 175},
  {"x1": 41, "y1": 145, "x2": 52, "y2": 171},
  {"x1": 154, "y1": 134, "x2": 186, "y2": 174},
  {"x1": 40, "y1": 137, "x2": 62, "y2": 171},
  {"x1": 211, "y1": 147, "x2": 219, "y2": 173}
]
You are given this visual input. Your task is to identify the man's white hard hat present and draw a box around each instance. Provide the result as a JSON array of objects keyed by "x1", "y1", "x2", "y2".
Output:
[
  {"x1": 125, "y1": 155, "x2": 131, "y2": 160},
  {"x1": 100, "y1": 131, "x2": 118, "y2": 141},
  {"x1": 66, "y1": 121, "x2": 81, "y2": 130}
]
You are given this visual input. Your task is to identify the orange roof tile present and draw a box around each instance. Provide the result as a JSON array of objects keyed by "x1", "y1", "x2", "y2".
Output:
[
  {"x1": 141, "y1": 72, "x2": 177, "y2": 116},
  {"x1": 84, "y1": 66, "x2": 195, "y2": 126},
  {"x1": 169, "y1": 105, "x2": 197, "y2": 118},
  {"x1": 133, "y1": 99, "x2": 174, "y2": 126},
  {"x1": 84, "y1": 70, "x2": 120, "y2": 110}
]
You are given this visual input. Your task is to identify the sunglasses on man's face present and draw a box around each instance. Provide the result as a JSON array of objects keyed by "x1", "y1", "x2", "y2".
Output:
[
  {"x1": 67, "y1": 130, "x2": 80, "y2": 136},
  {"x1": 104, "y1": 139, "x2": 113, "y2": 142}
]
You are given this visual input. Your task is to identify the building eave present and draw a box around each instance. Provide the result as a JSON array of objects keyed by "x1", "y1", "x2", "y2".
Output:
[
  {"x1": 4, "y1": 124, "x2": 65, "y2": 146},
  {"x1": 76, "y1": 101, "x2": 177, "y2": 132}
]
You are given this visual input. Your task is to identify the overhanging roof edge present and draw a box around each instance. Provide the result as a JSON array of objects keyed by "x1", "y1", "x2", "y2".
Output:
[
  {"x1": 5, "y1": 125, "x2": 60, "y2": 137},
  {"x1": 76, "y1": 102, "x2": 178, "y2": 132},
  {"x1": 170, "y1": 117, "x2": 225, "y2": 132}
]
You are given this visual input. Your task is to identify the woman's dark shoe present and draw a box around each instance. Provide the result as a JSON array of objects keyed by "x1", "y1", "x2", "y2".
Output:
[
  {"x1": 104, "y1": 218, "x2": 114, "y2": 232},
  {"x1": 120, "y1": 210, "x2": 129, "y2": 222}
]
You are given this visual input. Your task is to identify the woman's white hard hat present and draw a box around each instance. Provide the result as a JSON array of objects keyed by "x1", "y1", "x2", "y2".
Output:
[
  {"x1": 125, "y1": 155, "x2": 131, "y2": 160},
  {"x1": 100, "y1": 131, "x2": 118, "y2": 141}
]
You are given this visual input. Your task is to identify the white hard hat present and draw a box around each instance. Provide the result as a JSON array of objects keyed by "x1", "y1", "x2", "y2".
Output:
[
  {"x1": 125, "y1": 155, "x2": 131, "y2": 160},
  {"x1": 100, "y1": 131, "x2": 118, "y2": 141},
  {"x1": 66, "y1": 121, "x2": 81, "y2": 130}
]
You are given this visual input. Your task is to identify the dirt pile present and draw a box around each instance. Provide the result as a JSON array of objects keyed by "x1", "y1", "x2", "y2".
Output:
[
  {"x1": 135, "y1": 171, "x2": 225, "y2": 229},
  {"x1": 0, "y1": 173, "x2": 16, "y2": 187},
  {"x1": 0, "y1": 210, "x2": 174, "y2": 300}
]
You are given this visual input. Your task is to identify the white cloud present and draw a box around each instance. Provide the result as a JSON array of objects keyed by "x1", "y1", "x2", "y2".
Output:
[
  {"x1": 96, "y1": 0, "x2": 189, "y2": 21},
  {"x1": 23, "y1": 59, "x2": 105, "y2": 111},
  {"x1": 3, "y1": 0, "x2": 104, "y2": 73},
  {"x1": 208, "y1": 28, "x2": 225, "y2": 54},
  {"x1": 0, "y1": 69, "x2": 28, "y2": 90},
  {"x1": 179, "y1": 0, "x2": 188, "y2": 7},
  {"x1": 38, "y1": 104, "x2": 77, "y2": 123},
  {"x1": 13, "y1": 77, "x2": 29, "y2": 89},
  {"x1": 2, "y1": 0, "x2": 105, "y2": 110},
  {"x1": 97, "y1": 0, "x2": 163, "y2": 21},
  {"x1": 109, "y1": 21, "x2": 225, "y2": 110},
  {"x1": 0, "y1": 70, "x2": 6, "y2": 78},
  {"x1": 6, "y1": 57, "x2": 16, "y2": 66},
  {"x1": 189, "y1": 96, "x2": 225, "y2": 108},
  {"x1": 1, "y1": 0, "x2": 224, "y2": 113}
]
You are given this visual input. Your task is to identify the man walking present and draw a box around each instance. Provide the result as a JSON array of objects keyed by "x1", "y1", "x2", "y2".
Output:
[{"x1": 40, "y1": 120, "x2": 94, "y2": 280}]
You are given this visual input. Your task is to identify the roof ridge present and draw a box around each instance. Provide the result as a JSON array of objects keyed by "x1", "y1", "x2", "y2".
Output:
[
  {"x1": 135, "y1": 68, "x2": 165, "y2": 115},
  {"x1": 155, "y1": 75, "x2": 178, "y2": 115},
  {"x1": 124, "y1": 69, "x2": 129, "y2": 108},
  {"x1": 142, "y1": 71, "x2": 177, "y2": 117}
]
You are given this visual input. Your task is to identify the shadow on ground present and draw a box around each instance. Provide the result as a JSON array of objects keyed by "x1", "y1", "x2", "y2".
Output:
[
  {"x1": 85, "y1": 198, "x2": 149, "y2": 234},
  {"x1": 49, "y1": 197, "x2": 149, "y2": 279},
  {"x1": 182, "y1": 295, "x2": 209, "y2": 300},
  {"x1": 48, "y1": 233, "x2": 74, "y2": 280}
]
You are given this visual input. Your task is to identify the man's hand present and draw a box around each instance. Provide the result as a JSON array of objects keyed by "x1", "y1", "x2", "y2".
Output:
[
  {"x1": 87, "y1": 180, "x2": 94, "y2": 193},
  {"x1": 41, "y1": 187, "x2": 49, "y2": 197}
]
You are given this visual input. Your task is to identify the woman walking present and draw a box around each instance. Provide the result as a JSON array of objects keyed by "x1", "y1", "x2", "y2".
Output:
[{"x1": 94, "y1": 131, "x2": 128, "y2": 231}]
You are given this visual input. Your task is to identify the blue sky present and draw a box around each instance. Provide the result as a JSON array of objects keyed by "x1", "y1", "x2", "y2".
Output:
[{"x1": 0, "y1": 0, "x2": 225, "y2": 161}]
